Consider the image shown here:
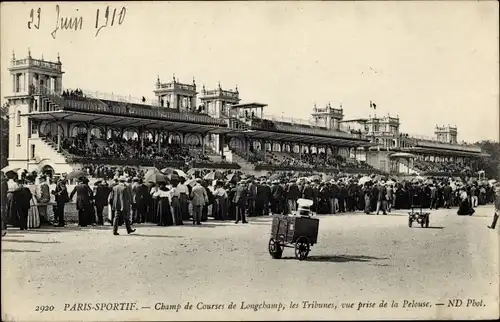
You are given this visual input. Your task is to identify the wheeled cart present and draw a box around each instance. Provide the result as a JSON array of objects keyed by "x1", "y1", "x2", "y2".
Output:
[{"x1": 268, "y1": 214, "x2": 319, "y2": 260}]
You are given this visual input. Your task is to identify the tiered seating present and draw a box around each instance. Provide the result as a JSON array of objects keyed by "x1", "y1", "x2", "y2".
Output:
[
  {"x1": 251, "y1": 151, "x2": 374, "y2": 172},
  {"x1": 413, "y1": 160, "x2": 472, "y2": 174},
  {"x1": 60, "y1": 135, "x2": 209, "y2": 168}
]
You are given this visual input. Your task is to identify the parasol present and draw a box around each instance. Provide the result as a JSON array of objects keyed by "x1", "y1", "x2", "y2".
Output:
[
  {"x1": 308, "y1": 175, "x2": 321, "y2": 182},
  {"x1": 204, "y1": 171, "x2": 224, "y2": 181},
  {"x1": 226, "y1": 173, "x2": 241, "y2": 183},
  {"x1": 161, "y1": 168, "x2": 187, "y2": 178},
  {"x1": 358, "y1": 176, "x2": 372, "y2": 185},
  {"x1": 67, "y1": 169, "x2": 87, "y2": 180},
  {"x1": 144, "y1": 172, "x2": 167, "y2": 184},
  {"x1": 185, "y1": 179, "x2": 197, "y2": 187},
  {"x1": 386, "y1": 180, "x2": 396, "y2": 186}
]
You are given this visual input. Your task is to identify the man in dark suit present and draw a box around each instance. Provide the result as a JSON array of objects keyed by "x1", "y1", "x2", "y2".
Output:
[
  {"x1": 443, "y1": 182, "x2": 452, "y2": 209},
  {"x1": 376, "y1": 182, "x2": 387, "y2": 215},
  {"x1": 69, "y1": 177, "x2": 93, "y2": 227},
  {"x1": 255, "y1": 180, "x2": 271, "y2": 216},
  {"x1": 93, "y1": 180, "x2": 110, "y2": 225},
  {"x1": 286, "y1": 179, "x2": 301, "y2": 212},
  {"x1": 15, "y1": 180, "x2": 32, "y2": 231},
  {"x1": 233, "y1": 181, "x2": 248, "y2": 224},
  {"x1": 52, "y1": 178, "x2": 69, "y2": 227},
  {"x1": 108, "y1": 176, "x2": 135, "y2": 235}
]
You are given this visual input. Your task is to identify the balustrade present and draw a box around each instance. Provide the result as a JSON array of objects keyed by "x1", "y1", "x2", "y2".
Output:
[{"x1": 12, "y1": 58, "x2": 61, "y2": 72}]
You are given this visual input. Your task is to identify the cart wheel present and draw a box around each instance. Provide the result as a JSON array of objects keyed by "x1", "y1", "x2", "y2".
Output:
[
  {"x1": 425, "y1": 216, "x2": 430, "y2": 228},
  {"x1": 408, "y1": 217, "x2": 413, "y2": 227},
  {"x1": 420, "y1": 217, "x2": 425, "y2": 228},
  {"x1": 294, "y1": 236, "x2": 310, "y2": 260},
  {"x1": 268, "y1": 238, "x2": 283, "y2": 259}
]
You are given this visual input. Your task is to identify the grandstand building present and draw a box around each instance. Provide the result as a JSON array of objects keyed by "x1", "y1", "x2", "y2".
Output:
[{"x1": 3, "y1": 51, "x2": 485, "y2": 177}]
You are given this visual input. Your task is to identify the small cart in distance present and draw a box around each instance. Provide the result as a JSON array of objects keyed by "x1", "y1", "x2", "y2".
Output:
[
  {"x1": 268, "y1": 199, "x2": 319, "y2": 260},
  {"x1": 408, "y1": 188, "x2": 430, "y2": 228},
  {"x1": 408, "y1": 206, "x2": 430, "y2": 228}
]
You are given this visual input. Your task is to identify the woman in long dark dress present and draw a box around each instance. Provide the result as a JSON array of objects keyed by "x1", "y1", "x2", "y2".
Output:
[
  {"x1": 153, "y1": 185, "x2": 173, "y2": 226},
  {"x1": 457, "y1": 188, "x2": 474, "y2": 216}
]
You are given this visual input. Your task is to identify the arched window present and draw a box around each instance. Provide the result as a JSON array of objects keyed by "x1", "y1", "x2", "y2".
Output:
[{"x1": 16, "y1": 110, "x2": 21, "y2": 126}]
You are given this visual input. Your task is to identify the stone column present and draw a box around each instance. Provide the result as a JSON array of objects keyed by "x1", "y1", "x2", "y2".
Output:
[
  {"x1": 57, "y1": 125, "x2": 61, "y2": 152},
  {"x1": 86, "y1": 126, "x2": 91, "y2": 146}
]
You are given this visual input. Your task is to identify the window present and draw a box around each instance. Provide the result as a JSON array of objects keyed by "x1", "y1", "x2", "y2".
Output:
[
  {"x1": 16, "y1": 134, "x2": 21, "y2": 146},
  {"x1": 31, "y1": 121, "x2": 38, "y2": 135},
  {"x1": 16, "y1": 110, "x2": 21, "y2": 126},
  {"x1": 30, "y1": 145, "x2": 35, "y2": 159}
]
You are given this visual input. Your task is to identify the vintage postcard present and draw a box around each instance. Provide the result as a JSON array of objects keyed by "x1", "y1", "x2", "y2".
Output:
[{"x1": 1, "y1": 1, "x2": 499, "y2": 321}]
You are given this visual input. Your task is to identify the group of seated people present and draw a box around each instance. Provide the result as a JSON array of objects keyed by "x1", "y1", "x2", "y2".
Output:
[
  {"x1": 62, "y1": 89, "x2": 86, "y2": 100},
  {"x1": 60, "y1": 135, "x2": 213, "y2": 166},
  {"x1": 247, "y1": 150, "x2": 374, "y2": 171},
  {"x1": 413, "y1": 160, "x2": 472, "y2": 174}
]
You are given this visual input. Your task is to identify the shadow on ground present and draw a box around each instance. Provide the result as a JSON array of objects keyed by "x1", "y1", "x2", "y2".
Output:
[
  {"x1": 282, "y1": 254, "x2": 389, "y2": 263},
  {"x1": 128, "y1": 234, "x2": 183, "y2": 238},
  {"x1": 2, "y1": 249, "x2": 41, "y2": 253},
  {"x1": 1, "y1": 239, "x2": 61, "y2": 244}
]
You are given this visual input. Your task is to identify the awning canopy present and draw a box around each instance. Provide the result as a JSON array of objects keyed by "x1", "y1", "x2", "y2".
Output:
[
  {"x1": 227, "y1": 130, "x2": 374, "y2": 147},
  {"x1": 25, "y1": 110, "x2": 234, "y2": 134},
  {"x1": 389, "y1": 152, "x2": 417, "y2": 158}
]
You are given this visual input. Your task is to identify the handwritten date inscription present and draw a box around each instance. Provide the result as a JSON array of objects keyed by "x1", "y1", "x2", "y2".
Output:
[{"x1": 27, "y1": 5, "x2": 126, "y2": 38}]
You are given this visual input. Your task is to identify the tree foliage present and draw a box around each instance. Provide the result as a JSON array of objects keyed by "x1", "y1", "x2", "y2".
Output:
[
  {"x1": 1, "y1": 103, "x2": 8, "y2": 170},
  {"x1": 474, "y1": 140, "x2": 500, "y2": 180}
]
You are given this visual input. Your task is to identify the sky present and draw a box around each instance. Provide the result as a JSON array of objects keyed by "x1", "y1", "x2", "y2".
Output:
[{"x1": 1, "y1": 1, "x2": 499, "y2": 143}]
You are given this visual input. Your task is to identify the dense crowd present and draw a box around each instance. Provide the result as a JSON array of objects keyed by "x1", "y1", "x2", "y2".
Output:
[
  {"x1": 251, "y1": 151, "x2": 373, "y2": 170},
  {"x1": 60, "y1": 135, "x2": 211, "y2": 166},
  {"x1": 413, "y1": 160, "x2": 471, "y2": 174},
  {"x1": 2, "y1": 166, "x2": 498, "y2": 236}
]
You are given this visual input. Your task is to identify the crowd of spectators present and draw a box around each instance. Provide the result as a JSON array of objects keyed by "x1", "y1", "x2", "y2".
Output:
[
  {"x1": 60, "y1": 134, "x2": 212, "y2": 166},
  {"x1": 413, "y1": 160, "x2": 472, "y2": 174},
  {"x1": 245, "y1": 150, "x2": 374, "y2": 171}
]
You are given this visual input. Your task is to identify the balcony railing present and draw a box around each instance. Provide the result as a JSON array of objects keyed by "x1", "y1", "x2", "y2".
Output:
[
  {"x1": 35, "y1": 86, "x2": 226, "y2": 126},
  {"x1": 79, "y1": 89, "x2": 159, "y2": 107},
  {"x1": 202, "y1": 89, "x2": 239, "y2": 99},
  {"x1": 12, "y1": 58, "x2": 62, "y2": 72},
  {"x1": 157, "y1": 82, "x2": 196, "y2": 91}
]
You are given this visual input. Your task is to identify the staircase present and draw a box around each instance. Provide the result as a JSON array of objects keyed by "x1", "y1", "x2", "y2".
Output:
[
  {"x1": 228, "y1": 147, "x2": 256, "y2": 171},
  {"x1": 35, "y1": 85, "x2": 108, "y2": 112}
]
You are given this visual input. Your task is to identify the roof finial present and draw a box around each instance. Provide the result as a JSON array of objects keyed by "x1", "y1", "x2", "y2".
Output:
[
  {"x1": 12, "y1": 50, "x2": 15, "y2": 60},
  {"x1": 235, "y1": 84, "x2": 238, "y2": 93},
  {"x1": 173, "y1": 73, "x2": 176, "y2": 83},
  {"x1": 193, "y1": 77, "x2": 196, "y2": 86},
  {"x1": 202, "y1": 84, "x2": 206, "y2": 93},
  {"x1": 41, "y1": 53, "x2": 44, "y2": 60},
  {"x1": 57, "y1": 52, "x2": 61, "y2": 63},
  {"x1": 218, "y1": 81, "x2": 221, "y2": 90},
  {"x1": 28, "y1": 48, "x2": 31, "y2": 58}
]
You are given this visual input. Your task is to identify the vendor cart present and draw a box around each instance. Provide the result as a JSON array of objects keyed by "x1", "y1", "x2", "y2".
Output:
[
  {"x1": 408, "y1": 187, "x2": 430, "y2": 228},
  {"x1": 268, "y1": 199, "x2": 319, "y2": 260}
]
